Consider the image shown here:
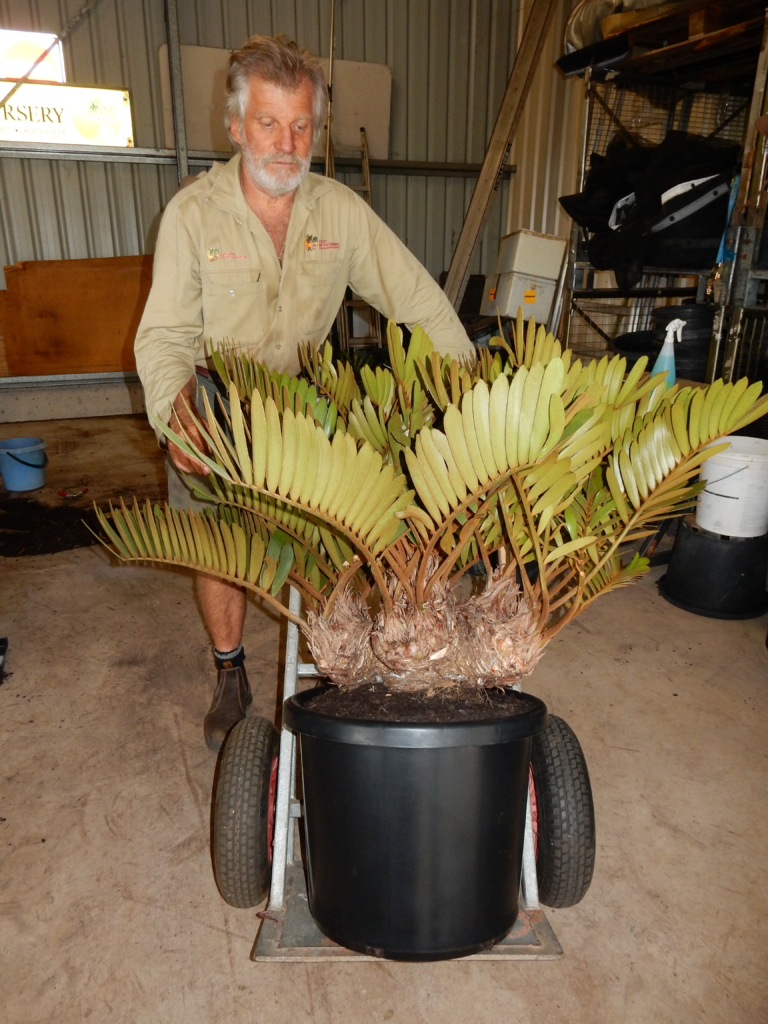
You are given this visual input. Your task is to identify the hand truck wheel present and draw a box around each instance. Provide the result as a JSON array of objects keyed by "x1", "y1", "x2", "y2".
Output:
[
  {"x1": 212, "y1": 715, "x2": 279, "y2": 908},
  {"x1": 529, "y1": 714, "x2": 596, "y2": 908}
]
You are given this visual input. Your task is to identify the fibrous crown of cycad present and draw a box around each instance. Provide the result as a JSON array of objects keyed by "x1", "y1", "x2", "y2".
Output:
[{"x1": 96, "y1": 312, "x2": 768, "y2": 692}]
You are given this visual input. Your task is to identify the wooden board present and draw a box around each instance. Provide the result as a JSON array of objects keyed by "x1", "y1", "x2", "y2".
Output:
[
  {"x1": 601, "y1": 0, "x2": 759, "y2": 39},
  {"x1": 2, "y1": 255, "x2": 153, "y2": 377},
  {"x1": 618, "y1": 14, "x2": 764, "y2": 74},
  {"x1": 601, "y1": 0, "x2": 710, "y2": 40},
  {"x1": 0, "y1": 289, "x2": 9, "y2": 376},
  {"x1": 443, "y1": 0, "x2": 561, "y2": 308},
  {"x1": 158, "y1": 44, "x2": 392, "y2": 160}
]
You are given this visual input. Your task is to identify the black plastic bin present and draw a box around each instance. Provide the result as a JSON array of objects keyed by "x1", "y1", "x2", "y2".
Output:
[
  {"x1": 659, "y1": 515, "x2": 768, "y2": 619},
  {"x1": 285, "y1": 687, "x2": 547, "y2": 961},
  {"x1": 611, "y1": 330, "x2": 658, "y2": 368}
]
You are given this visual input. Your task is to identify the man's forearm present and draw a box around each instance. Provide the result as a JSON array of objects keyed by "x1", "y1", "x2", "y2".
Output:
[
  {"x1": 136, "y1": 335, "x2": 198, "y2": 439},
  {"x1": 402, "y1": 297, "x2": 475, "y2": 361},
  {"x1": 134, "y1": 193, "x2": 205, "y2": 441},
  {"x1": 348, "y1": 198, "x2": 476, "y2": 362}
]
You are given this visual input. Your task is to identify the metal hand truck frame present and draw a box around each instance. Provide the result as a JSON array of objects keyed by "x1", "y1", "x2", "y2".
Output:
[{"x1": 213, "y1": 589, "x2": 595, "y2": 962}]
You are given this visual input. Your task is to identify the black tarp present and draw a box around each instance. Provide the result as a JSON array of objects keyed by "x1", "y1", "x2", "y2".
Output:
[{"x1": 559, "y1": 130, "x2": 740, "y2": 289}]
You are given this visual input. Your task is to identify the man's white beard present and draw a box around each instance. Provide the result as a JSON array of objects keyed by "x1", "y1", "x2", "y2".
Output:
[{"x1": 241, "y1": 144, "x2": 311, "y2": 197}]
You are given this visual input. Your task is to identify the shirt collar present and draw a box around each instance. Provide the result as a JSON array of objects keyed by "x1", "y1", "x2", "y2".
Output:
[{"x1": 206, "y1": 153, "x2": 247, "y2": 221}]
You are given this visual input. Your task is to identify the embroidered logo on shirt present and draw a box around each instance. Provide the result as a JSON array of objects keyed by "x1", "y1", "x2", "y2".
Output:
[
  {"x1": 206, "y1": 247, "x2": 248, "y2": 261},
  {"x1": 304, "y1": 233, "x2": 340, "y2": 251}
]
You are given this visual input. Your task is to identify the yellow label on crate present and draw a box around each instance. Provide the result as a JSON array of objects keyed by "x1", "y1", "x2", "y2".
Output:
[
  {"x1": 524, "y1": 289, "x2": 537, "y2": 303},
  {"x1": 488, "y1": 287, "x2": 497, "y2": 301}
]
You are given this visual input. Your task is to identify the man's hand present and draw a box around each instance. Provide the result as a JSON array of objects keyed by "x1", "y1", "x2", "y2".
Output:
[{"x1": 168, "y1": 375, "x2": 211, "y2": 475}]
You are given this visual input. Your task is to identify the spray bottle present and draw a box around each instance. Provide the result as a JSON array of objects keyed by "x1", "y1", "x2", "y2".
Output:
[{"x1": 651, "y1": 317, "x2": 685, "y2": 387}]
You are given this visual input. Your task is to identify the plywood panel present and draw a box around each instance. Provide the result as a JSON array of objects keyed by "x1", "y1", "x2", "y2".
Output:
[
  {"x1": 3, "y1": 256, "x2": 153, "y2": 376},
  {"x1": 158, "y1": 43, "x2": 392, "y2": 159},
  {"x1": 0, "y1": 290, "x2": 9, "y2": 376}
]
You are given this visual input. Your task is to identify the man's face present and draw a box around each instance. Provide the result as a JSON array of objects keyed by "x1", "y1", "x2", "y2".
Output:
[{"x1": 230, "y1": 78, "x2": 316, "y2": 198}]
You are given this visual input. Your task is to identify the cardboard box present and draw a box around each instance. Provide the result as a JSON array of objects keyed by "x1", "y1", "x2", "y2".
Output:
[{"x1": 495, "y1": 229, "x2": 567, "y2": 280}]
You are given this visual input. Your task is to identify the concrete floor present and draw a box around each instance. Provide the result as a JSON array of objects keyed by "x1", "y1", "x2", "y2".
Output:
[{"x1": 1, "y1": 415, "x2": 768, "y2": 1024}]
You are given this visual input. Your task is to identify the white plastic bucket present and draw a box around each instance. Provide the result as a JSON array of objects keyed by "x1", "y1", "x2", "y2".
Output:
[{"x1": 696, "y1": 436, "x2": 768, "y2": 538}]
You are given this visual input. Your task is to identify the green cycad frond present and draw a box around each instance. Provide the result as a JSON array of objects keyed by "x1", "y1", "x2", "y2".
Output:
[
  {"x1": 95, "y1": 497, "x2": 314, "y2": 625},
  {"x1": 158, "y1": 394, "x2": 414, "y2": 558},
  {"x1": 298, "y1": 338, "x2": 360, "y2": 413},
  {"x1": 506, "y1": 310, "x2": 566, "y2": 370},
  {"x1": 100, "y1": 314, "x2": 768, "y2": 684},
  {"x1": 211, "y1": 343, "x2": 342, "y2": 436},
  {"x1": 297, "y1": 323, "x2": 442, "y2": 463},
  {"x1": 396, "y1": 339, "x2": 768, "y2": 631}
]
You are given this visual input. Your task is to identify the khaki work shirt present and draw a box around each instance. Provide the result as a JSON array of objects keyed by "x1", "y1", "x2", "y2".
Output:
[{"x1": 135, "y1": 153, "x2": 475, "y2": 431}]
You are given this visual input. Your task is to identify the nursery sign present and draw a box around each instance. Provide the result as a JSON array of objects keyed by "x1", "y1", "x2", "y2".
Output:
[{"x1": 0, "y1": 82, "x2": 134, "y2": 147}]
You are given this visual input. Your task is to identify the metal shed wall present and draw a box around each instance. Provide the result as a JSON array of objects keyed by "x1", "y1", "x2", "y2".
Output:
[
  {"x1": 505, "y1": 0, "x2": 582, "y2": 243},
  {"x1": 0, "y1": 0, "x2": 576, "y2": 289}
]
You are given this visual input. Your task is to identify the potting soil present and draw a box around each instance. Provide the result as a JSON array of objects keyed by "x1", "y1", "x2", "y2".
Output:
[
  {"x1": 305, "y1": 683, "x2": 540, "y2": 723},
  {"x1": 0, "y1": 499, "x2": 101, "y2": 557}
]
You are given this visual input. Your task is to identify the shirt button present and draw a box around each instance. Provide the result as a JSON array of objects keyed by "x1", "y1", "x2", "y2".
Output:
[
  {"x1": 229, "y1": 289, "x2": 235, "y2": 296},
  {"x1": 277, "y1": 305, "x2": 282, "y2": 312},
  {"x1": 276, "y1": 343, "x2": 282, "y2": 350}
]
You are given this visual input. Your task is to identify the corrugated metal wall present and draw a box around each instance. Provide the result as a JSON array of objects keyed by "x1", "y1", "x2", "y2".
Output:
[
  {"x1": 0, "y1": 0, "x2": 178, "y2": 290},
  {"x1": 0, "y1": 0, "x2": 578, "y2": 288},
  {"x1": 506, "y1": 0, "x2": 582, "y2": 241}
]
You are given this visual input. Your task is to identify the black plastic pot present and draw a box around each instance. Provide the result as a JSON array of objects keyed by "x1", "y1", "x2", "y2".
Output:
[
  {"x1": 651, "y1": 302, "x2": 714, "y2": 334},
  {"x1": 284, "y1": 687, "x2": 548, "y2": 961},
  {"x1": 611, "y1": 330, "x2": 659, "y2": 368},
  {"x1": 659, "y1": 515, "x2": 768, "y2": 619}
]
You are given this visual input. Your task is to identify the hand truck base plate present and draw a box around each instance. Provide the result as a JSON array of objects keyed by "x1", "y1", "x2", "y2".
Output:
[{"x1": 252, "y1": 863, "x2": 563, "y2": 962}]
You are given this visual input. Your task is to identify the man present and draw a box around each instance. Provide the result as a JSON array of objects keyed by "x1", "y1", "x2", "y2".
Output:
[{"x1": 135, "y1": 35, "x2": 475, "y2": 751}]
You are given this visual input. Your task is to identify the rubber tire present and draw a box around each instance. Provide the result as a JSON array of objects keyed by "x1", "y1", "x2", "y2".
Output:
[
  {"x1": 530, "y1": 714, "x2": 595, "y2": 908},
  {"x1": 213, "y1": 714, "x2": 279, "y2": 908}
]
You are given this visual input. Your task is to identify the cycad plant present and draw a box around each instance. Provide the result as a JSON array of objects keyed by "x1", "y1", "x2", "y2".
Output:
[{"x1": 96, "y1": 315, "x2": 768, "y2": 693}]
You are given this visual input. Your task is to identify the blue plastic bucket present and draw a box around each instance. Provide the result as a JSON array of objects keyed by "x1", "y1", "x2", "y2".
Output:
[{"x1": 0, "y1": 437, "x2": 48, "y2": 491}]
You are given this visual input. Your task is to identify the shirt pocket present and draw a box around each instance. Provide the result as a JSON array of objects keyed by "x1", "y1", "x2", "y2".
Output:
[
  {"x1": 201, "y1": 269, "x2": 264, "y2": 336},
  {"x1": 202, "y1": 268, "x2": 262, "y2": 297},
  {"x1": 297, "y1": 258, "x2": 344, "y2": 334}
]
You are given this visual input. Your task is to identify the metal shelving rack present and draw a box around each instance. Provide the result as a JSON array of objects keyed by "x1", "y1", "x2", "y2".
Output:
[
  {"x1": 714, "y1": 18, "x2": 768, "y2": 388},
  {"x1": 562, "y1": 72, "x2": 751, "y2": 362}
]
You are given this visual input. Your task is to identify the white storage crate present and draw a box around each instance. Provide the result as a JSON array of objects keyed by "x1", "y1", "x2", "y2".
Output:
[
  {"x1": 481, "y1": 230, "x2": 566, "y2": 322},
  {"x1": 481, "y1": 271, "x2": 558, "y2": 323},
  {"x1": 495, "y1": 230, "x2": 567, "y2": 279}
]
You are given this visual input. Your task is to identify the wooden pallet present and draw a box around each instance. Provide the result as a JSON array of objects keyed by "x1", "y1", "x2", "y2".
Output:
[{"x1": 601, "y1": 0, "x2": 765, "y2": 80}]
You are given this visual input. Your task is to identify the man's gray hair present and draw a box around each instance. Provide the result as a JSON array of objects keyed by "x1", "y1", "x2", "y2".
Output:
[{"x1": 225, "y1": 35, "x2": 327, "y2": 148}]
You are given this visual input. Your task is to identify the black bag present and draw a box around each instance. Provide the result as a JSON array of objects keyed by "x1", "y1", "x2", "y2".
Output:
[
  {"x1": 560, "y1": 131, "x2": 740, "y2": 290},
  {"x1": 645, "y1": 172, "x2": 732, "y2": 269}
]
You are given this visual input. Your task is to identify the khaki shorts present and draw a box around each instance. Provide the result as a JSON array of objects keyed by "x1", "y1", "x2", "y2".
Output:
[{"x1": 166, "y1": 371, "x2": 230, "y2": 512}]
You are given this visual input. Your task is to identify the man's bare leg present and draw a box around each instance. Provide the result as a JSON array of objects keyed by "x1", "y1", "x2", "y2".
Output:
[
  {"x1": 166, "y1": 380, "x2": 250, "y2": 749},
  {"x1": 197, "y1": 573, "x2": 250, "y2": 751},
  {"x1": 197, "y1": 573, "x2": 247, "y2": 650}
]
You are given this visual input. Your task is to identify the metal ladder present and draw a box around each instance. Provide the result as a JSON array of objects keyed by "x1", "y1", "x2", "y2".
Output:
[{"x1": 251, "y1": 587, "x2": 561, "y2": 961}]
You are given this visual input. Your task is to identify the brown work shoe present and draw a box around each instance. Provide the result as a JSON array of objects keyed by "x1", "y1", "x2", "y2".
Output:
[{"x1": 204, "y1": 665, "x2": 252, "y2": 752}]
